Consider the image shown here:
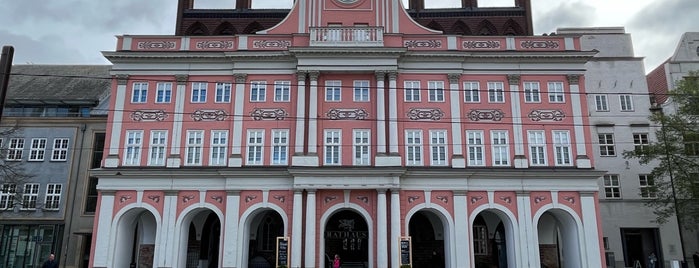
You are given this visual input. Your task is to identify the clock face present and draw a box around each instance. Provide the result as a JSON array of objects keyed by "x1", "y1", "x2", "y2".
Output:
[{"x1": 335, "y1": 0, "x2": 359, "y2": 4}]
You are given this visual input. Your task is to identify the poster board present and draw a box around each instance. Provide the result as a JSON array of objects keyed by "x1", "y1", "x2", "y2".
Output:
[
  {"x1": 400, "y1": 236, "x2": 412, "y2": 267},
  {"x1": 276, "y1": 236, "x2": 289, "y2": 268}
]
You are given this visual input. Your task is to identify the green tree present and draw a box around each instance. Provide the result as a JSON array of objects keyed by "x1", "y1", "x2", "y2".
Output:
[{"x1": 625, "y1": 71, "x2": 699, "y2": 228}]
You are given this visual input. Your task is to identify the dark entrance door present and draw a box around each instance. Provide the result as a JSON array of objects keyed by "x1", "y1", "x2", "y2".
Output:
[
  {"x1": 409, "y1": 211, "x2": 445, "y2": 268},
  {"x1": 621, "y1": 228, "x2": 663, "y2": 268},
  {"x1": 325, "y1": 210, "x2": 369, "y2": 268}
]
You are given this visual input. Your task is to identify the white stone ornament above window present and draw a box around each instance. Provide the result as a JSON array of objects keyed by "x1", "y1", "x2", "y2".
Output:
[{"x1": 335, "y1": 0, "x2": 359, "y2": 4}]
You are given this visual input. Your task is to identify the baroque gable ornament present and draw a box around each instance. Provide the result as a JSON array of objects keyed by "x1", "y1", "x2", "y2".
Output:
[
  {"x1": 463, "y1": 40, "x2": 501, "y2": 49},
  {"x1": 407, "y1": 108, "x2": 445, "y2": 121},
  {"x1": 196, "y1": 40, "x2": 234, "y2": 50},
  {"x1": 521, "y1": 40, "x2": 560, "y2": 49},
  {"x1": 404, "y1": 40, "x2": 442, "y2": 48},
  {"x1": 250, "y1": 108, "x2": 288, "y2": 120},
  {"x1": 253, "y1": 40, "x2": 291, "y2": 49},
  {"x1": 528, "y1": 109, "x2": 565, "y2": 121},
  {"x1": 131, "y1": 110, "x2": 168, "y2": 122},
  {"x1": 137, "y1": 41, "x2": 176, "y2": 50},
  {"x1": 468, "y1": 109, "x2": 505, "y2": 121},
  {"x1": 191, "y1": 109, "x2": 229, "y2": 121},
  {"x1": 326, "y1": 108, "x2": 368, "y2": 120}
]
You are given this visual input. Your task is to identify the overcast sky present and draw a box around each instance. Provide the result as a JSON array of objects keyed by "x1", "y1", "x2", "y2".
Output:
[{"x1": 1, "y1": 0, "x2": 696, "y2": 73}]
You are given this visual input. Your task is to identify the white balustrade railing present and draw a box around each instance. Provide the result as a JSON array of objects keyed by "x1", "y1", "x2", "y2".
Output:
[{"x1": 309, "y1": 26, "x2": 384, "y2": 47}]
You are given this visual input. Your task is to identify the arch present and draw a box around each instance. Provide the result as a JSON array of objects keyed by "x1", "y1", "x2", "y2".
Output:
[
  {"x1": 243, "y1": 21, "x2": 264, "y2": 34},
  {"x1": 469, "y1": 204, "x2": 519, "y2": 268},
  {"x1": 533, "y1": 206, "x2": 586, "y2": 268},
  {"x1": 110, "y1": 205, "x2": 161, "y2": 268},
  {"x1": 174, "y1": 203, "x2": 225, "y2": 268},
  {"x1": 320, "y1": 203, "x2": 374, "y2": 268},
  {"x1": 237, "y1": 204, "x2": 290, "y2": 268},
  {"x1": 405, "y1": 203, "x2": 456, "y2": 268},
  {"x1": 426, "y1": 21, "x2": 444, "y2": 32},
  {"x1": 476, "y1": 20, "x2": 498, "y2": 36},
  {"x1": 185, "y1": 21, "x2": 210, "y2": 35},
  {"x1": 502, "y1": 19, "x2": 524, "y2": 36},
  {"x1": 213, "y1": 22, "x2": 237, "y2": 35},
  {"x1": 450, "y1": 20, "x2": 472, "y2": 35}
]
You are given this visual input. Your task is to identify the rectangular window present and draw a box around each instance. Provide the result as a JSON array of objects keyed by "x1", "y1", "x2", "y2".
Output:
[
  {"x1": 325, "y1": 81, "x2": 342, "y2": 102},
  {"x1": 0, "y1": 184, "x2": 16, "y2": 210},
  {"x1": 29, "y1": 138, "x2": 47, "y2": 161},
  {"x1": 353, "y1": 130, "x2": 370, "y2": 166},
  {"x1": 84, "y1": 177, "x2": 98, "y2": 214},
  {"x1": 473, "y1": 225, "x2": 488, "y2": 255},
  {"x1": 603, "y1": 174, "x2": 621, "y2": 199},
  {"x1": 215, "y1": 82, "x2": 232, "y2": 103},
  {"x1": 428, "y1": 81, "x2": 445, "y2": 102},
  {"x1": 467, "y1": 131, "x2": 485, "y2": 166},
  {"x1": 210, "y1": 130, "x2": 228, "y2": 166},
  {"x1": 633, "y1": 133, "x2": 649, "y2": 154},
  {"x1": 148, "y1": 131, "x2": 167, "y2": 166},
  {"x1": 528, "y1": 131, "x2": 547, "y2": 166},
  {"x1": 639, "y1": 174, "x2": 657, "y2": 199},
  {"x1": 404, "y1": 81, "x2": 421, "y2": 102},
  {"x1": 7, "y1": 138, "x2": 24, "y2": 161},
  {"x1": 684, "y1": 132, "x2": 699, "y2": 156},
  {"x1": 488, "y1": 82, "x2": 505, "y2": 103},
  {"x1": 553, "y1": 131, "x2": 572, "y2": 166},
  {"x1": 406, "y1": 130, "x2": 423, "y2": 166},
  {"x1": 91, "y1": 133, "x2": 105, "y2": 169},
  {"x1": 185, "y1": 130, "x2": 204, "y2": 166},
  {"x1": 250, "y1": 81, "x2": 267, "y2": 102},
  {"x1": 464, "y1": 81, "x2": 480, "y2": 102},
  {"x1": 353, "y1": 80, "x2": 370, "y2": 102},
  {"x1": 274, "y1": 81, "x2": 291, "y2": 102},
  {"x1": 131, "y1": 82, "x2": 148, "y2": 103},
  {"x1": 51, "y1": 138, "x2": 70, "y2": 161},
  {"x1": 430, "y1": 130, "x2": 447, "y2": 166},
  {"x1": 246, "y1": 130, "x2": 264, "y2": 165},
  {"x1": 191, "y1": 82, "x2": 208, "y2": 103},
  {"x1": 123, "y1": 131, "x2": 143, "y2": 166},
  {"x1": 598, "y1": 134, "x2": 616, "y2": 156},
  {"x1": 620, "y1": 95, "x2": 634, "y2": 111},
  {"x1": 324, "y1": 130, "x2": 341, "y2": 165},
  {"x1": 524, "y1": 82, "x2": 541, "y2": 102},
  {"x1": 21, "y1": 183, "x2": 39, "y2": 210},
  {"x1": 595, "y1": 95, "x2": 609, "y2": 111},
  {"x1": 272, "y1": 130, "x2": 289, "y2": 165},
  {"x1": 44, "y1": 184, "x2": 62, "y2": 210},
  {"x1": 548, "y1": 82, "x2": 565, "y2": 103},
  {"x1": 156, "y1": 82, "x2": 172, "y2": 103},
  {"x1": 491, "y1": 130, "x2": 509, "y2": 166}
]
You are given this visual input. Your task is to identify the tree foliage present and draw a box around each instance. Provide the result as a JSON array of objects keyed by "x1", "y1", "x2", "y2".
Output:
[
  {"x1": 625, "y1": 71, "x2": 699, "y2": 228},
  {"x1": 0, "y1": 127, "x2": 36, "y2": 212}
]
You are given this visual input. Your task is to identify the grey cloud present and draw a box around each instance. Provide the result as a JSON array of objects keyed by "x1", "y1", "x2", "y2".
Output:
[
  {"x1": 0, "y1": 30, "x2": 90, "y2": 64},
  {"x1": 533, "y1": 1, "x2": 597, "y2": 34}
]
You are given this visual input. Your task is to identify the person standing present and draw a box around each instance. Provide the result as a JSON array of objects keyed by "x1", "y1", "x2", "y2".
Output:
[
  {"x1": 333, "y1": 254, "x2": 341, "y2": 268},
  {"x1": 648, "y1": 252, "x2": 657, "y2": 268},
  {"x1": 692, "y1": 250, "x2": 699, "y2": 268},
  {"x1": 42, "y1": 253, "x2": 58, "y2": 268}
]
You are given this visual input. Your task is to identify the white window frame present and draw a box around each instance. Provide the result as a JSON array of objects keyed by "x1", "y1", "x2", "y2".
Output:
[
  {"x1": 467, "y1": 131, "x2": 485, "y2": 166},
  {"x1": 548, "y1": 82, "x2": 565, "y2": 103},
  {"x1": 353, "y1": 80, "x2": 370, "y2": 102},
  {"x1": 29, "y1": 138, "x2": 47, "y2": 161},
  {"x1": 123, "y1": 131, "x2": 143, "y2": 166},
  {"x1": 594, "y1": 95, "x2": 609, "y2": 111},
  {"x1": 185, "y1": 130, "x2": 204, "y2": 166},
  {"x1": 528, "y1": 131, "x2": 547, "y2": 166},
  {"x1": 155, "y1": 82, "x2": 172, "y2": 103},
  {"x1": 524, "y1": 81, "x2": 541, "y2": 103},
  {"x1": 633, "y1": 133, "x2": 649, "y2": 153},
  {"x1": 325, "y1": 81, "x2": 342, "y2": 102},
  {"x1": 324, "y1": 130, "x2": 341, "y2": 165},
  {"x1": 619, "y1": 95, "x2": 634, "y2": 111},
  {"x1": 215, "y1": 82, "x2": 232, "y2": 103},
  {"x1": 148, "y1": 131, "x2": 167, "y2": 166},
  {"x1": 7, "y1": 138, "x2": 24, "y2": 161},
  {"x1": 210, "y1": 130, "x2": 228, "y2": 166},
  {"x1": 191, "y1": 82, "x2": 208, "y2": 103},
  {"x1": 430, "y1": 130, "x2": 448, "y2": 166},
  {"x1": 405, "y1": 130, "x2": 423, "y2": 166},
  {"x1": 428, "y1": 81, "x2": 445, "y2": 102},
  {"x1": 491, "y1": 130, "x2": 509, "y2": 166},
  {"x1": 353, "y1": 129, "x2": 371, "y2": 166},
  {"x1": 598, "y1": 133, "x2": 616, "y2": 156},
  {"x1": 274, "y1": 81, "x2": 291, "y2": 102},
  {"x1": 250, "y1": 81, "x2": 267, "y2": 102},
  {"x1": 639, "y1": 174, "x2": 657, "y2": 199},
  {"x1": 553, "y1": 130, "x2": 572, "y2": 166},
  {"x1": 487, "y1": 82, "x2": 505, "y2": 103},
  {"x1": 271, "y1": 129, "x2": 289, "y2": 165},
  {"x1": 44, "y1": 183, "x2": 62, "y2": 210},
  {"x1": 404, "y1": 81, "x2": 421, "y2": 102},
  {"x1": 0, "y1": 184, "x2": 17, "y2": 210},
  {"x1": 51, "y1": 138, "x2": 69, "y2": 161},
  {"x1": 464, "y1": 81, "x2": 480, "y2": 102},
  {"x1": 246, "y1": 130, "x2": 264, "y2": 165},
  {"x1": 131, "y1": 82, "x2": 148, "y2": 103},
  {"x1": 21, "y1": 183, "x2": 39, "y2": 210},
  {"x1": 603, "y1": 174, "x2": 621, "y2": 199}
]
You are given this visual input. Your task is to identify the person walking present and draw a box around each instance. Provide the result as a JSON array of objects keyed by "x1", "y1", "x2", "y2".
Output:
[
  {"x1": 42, "y1": 253, "x2": 58, "y2": 268},
  {"x1": 333, "y1": 254, "x2": 341, "y2": 268}
]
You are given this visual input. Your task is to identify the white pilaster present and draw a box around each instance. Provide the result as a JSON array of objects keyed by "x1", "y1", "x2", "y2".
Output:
[
  {"x1": 105, "y1": 76, "x2": 127, "y2": 168},
  {"x1": 376, "y1": 71, "x2": 387, "y2": 155},
  {"x1": 568, "y1": 74, "x2": 592, "y2": 168},
  {"x1": 448, "y1": 73, "x2": 465, "y2": 168},
  {"x1": 294, "y1": 72, "x2": 307, "y2": 155},
  {"x1": 159, "y1": 191, "x2": 178, "y2": 268},
  {"x1": 92, "y1": 191, "x2": 115, "y2": 267},
  {"x1": 230, "y1": 74, "x2": 247, "y2": 167},
  {"x1": 308, "y1": 72, "x2": 320, "y2": 156},
  {"x1": 388, "y1": 72, "x2": 399, "y2": 155},
  {"x1": 390, "y1": 189, "x2": 401, "y2": 268},
  {"x1": 453, "y1": 191, "x2": 470, "y2": 267},
  {"x1": 167, "y1": 75, "x2": 188, "y2": 168},
  {"x1": 508, "y1": 75, "x2": 528, "y2": 168},
  {"x1": 517, "y1": 192, "x2": 535, "y2": 267},
  {"x1": 581, "y1": 193, "x2": 602, "y2": 268},
  {"x1": 291, "y1": 190, "x2": 304, "y2": 268},
  {"x1": 377, "y1": 189, "x2": 388, "y2": 268},
  {"x1": 222, "y1": 191, "x2": 241, "y2": 268},
  {"x1": 304, "y1": 190, "x2": 317, "y2": 268}
]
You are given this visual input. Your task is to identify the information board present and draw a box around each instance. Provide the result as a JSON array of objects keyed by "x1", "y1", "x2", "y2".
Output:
[
  {"x1": 400, "y1": 236, "x2": 412, "y2": 266},
  {"x1": 276, "y1": 237, "x2": 289, "y2": 268}
]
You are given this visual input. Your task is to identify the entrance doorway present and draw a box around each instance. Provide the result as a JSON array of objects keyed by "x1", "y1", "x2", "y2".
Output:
[
  {"x1": 183, "y1": 210, "x2": 221, "y2": 268},
  {"x1": 621, "y1": 228, "x2": 662, "y2": 268},
  {"x1": 324, "y1": 210, "x2": 369, "y2": 268},
  {"x1": 537, "y1": 210, "x2": 582, "y2": 268},
  {"x1": 245, "y1": 210, "x2": 285, "y2": 268},
  {"x1": 408, "y1": 211, "x2": 446, "y2": 268},
  {"x1": 471, "y1": 210, "x2": 514, "y2": 268}
]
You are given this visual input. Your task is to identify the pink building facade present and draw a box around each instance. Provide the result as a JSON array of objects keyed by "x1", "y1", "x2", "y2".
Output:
[{"x1": 91, "y1": 1, "x2": 604, "y2": 267}]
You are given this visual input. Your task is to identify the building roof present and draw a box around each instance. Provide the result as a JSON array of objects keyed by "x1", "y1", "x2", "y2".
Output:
[
  {"x1": 7, "y1": 65, "x2": 112, "y2": 105},
  {"x1": 646, "y1": 60, "x2": 670, "y2": 105}
]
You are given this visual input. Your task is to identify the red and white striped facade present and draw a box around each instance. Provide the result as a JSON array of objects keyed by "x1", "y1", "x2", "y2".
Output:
[{"x1": 91, "y1": 0, "x2": 605, "y2": 267}]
